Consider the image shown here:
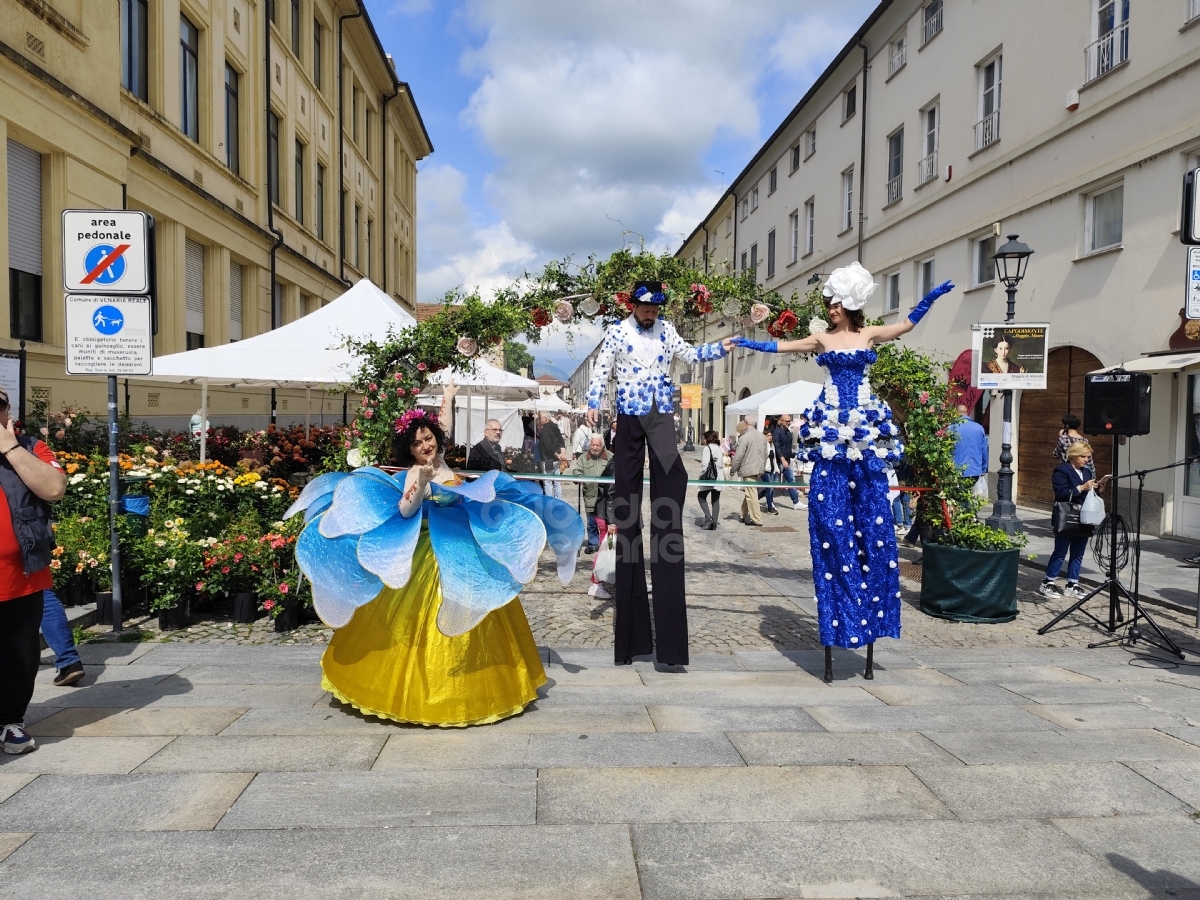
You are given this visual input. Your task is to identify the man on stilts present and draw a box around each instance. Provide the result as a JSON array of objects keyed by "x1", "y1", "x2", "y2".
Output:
[{"x1": 586, "y1": 281, "x2": 732, "y2": 668}]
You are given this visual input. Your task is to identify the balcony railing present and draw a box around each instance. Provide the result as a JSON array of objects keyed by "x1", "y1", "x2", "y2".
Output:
[
  {"x1": 1189, "y1": 0, "x2": 1200, "y2": 24},
  {"x1": 922, "y1": 5, "x2": 943, "y2": 46},
  {"x1": 974, "y1": 110, "x2": 1000, "y2": 152},
  {"x1": 1084, "y1": 20, "x2": 1129, "y2": 84},
  {"x1": 917, "y1": 150, "x2": 938, "y2": 186},
  {"x1": 889, "y1": 41, "x2": 906, "y2": 77},
  {"x1": 885, "y1": 174, "x2": 903, "y2": 206}
]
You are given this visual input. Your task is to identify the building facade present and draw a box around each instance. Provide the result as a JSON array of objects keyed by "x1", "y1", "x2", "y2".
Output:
[
  {"x1": 678, "y1": 0, "x2": 1200, "y2": 534},
  {"x1": 1, "y1": 0, "x2": 431, "y2": 428}
]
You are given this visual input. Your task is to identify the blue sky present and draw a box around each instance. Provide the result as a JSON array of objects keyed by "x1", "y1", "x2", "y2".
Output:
[{"x1": 368, "y1": 0, "x2": 877, "y2": 380}]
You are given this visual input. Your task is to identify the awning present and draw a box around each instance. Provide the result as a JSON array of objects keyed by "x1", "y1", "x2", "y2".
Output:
[{"x1": 1094, "y1": 351, "x2": 1200, "y2": 374}]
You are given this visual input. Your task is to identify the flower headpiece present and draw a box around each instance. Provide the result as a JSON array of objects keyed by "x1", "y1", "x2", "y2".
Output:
[
  {"x1": 821, "y1": 262, "x2": 877, "y2": 311},
  {"x1": 631, "y1": 280, "x2": 668, "y2": 305},
  {"x1": 395, "y1": 408, "x2": 438, "y2": 433}
]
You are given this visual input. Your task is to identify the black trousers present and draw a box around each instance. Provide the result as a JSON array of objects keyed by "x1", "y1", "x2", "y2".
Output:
[
  {"x1": 611, "y1": 407, "x2": 689, "y2": 665},
  {"x1": 0, "y1": 591, "x2": 44, "y2": 726}
]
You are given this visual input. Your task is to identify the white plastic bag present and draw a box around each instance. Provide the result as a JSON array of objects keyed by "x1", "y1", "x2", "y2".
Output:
[
  {"x1": 1080, "y1": 489, "x2": 1106, "y2": 525},
  {"x1": 593, "y1": 534, "x2": 617, "y2": 585},
  {"x1": 972, "y1": 475, "x2": 989, "y2": 500}
]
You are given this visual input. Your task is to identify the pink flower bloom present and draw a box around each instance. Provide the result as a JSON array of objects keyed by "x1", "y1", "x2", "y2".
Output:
[
  {"x1": 919, "y1": 391, "x2": 930, "y2": 404},
  {"x1": 279, "y1": 583, "x2": 289, "y2": 594},
  {"x1": 221, "y1": 566, "x2": 230, "y2": 574},
  {"x1": 195, "y1": 582, "x2": 205, "y2": 591},
  {"x1": 750, "y1": 303, "x2": 771, "y2": 325},
  {"x1": 417, "y1": 362, "x2": 427, "y2": 371},
  {"x1": 364, "y1": 409, "x2": 374, "y2": 419},
  {"x1": 369, "y1": 383, "x2": 377, "y2": 391},
  {"x1": 395, "y1": 388, "x2": 405, "y2": 397},
  {"x1": 456, "y1": 336, "x2": 479, "y2": 357},
  {"x1": 553, "y1": 299, "x2": 574, "y2": 322},
  {"x1": 263, "y1": 598, "x2": 275, "y2": 611},
  {"x1": 394, "y1": 373, "x2": 403, "y2": 381},
  {"x1": 233, "y1": 553, "x2": 243, "y2": 562},
  {"x1": 378, "y1": 390, "x2": 387, "y2": 400}
]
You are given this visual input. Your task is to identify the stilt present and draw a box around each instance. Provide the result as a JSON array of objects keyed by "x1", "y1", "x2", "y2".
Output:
[
  {"x1": 823, "y1": 646, "x2": 833, "y2": 684},
  {"x1": 864, "y1": 643, "x2": 874, "y2": 680}
]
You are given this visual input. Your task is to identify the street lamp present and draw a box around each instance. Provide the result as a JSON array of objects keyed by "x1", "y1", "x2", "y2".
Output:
[{"x1": 985, "y1": 234, "x2": 1034, "y2": 535}]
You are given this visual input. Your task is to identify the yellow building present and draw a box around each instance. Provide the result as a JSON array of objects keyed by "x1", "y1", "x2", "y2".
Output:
[{"x1": 0, "y1": 0, "x2": 431, "y2": 428}]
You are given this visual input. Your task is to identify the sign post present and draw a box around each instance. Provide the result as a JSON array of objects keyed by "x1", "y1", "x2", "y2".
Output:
[{"x1": 61, "y1": 210, "x2": 154, "y2": 633}]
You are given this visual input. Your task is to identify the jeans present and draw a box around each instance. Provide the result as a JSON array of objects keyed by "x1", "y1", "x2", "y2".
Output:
[
  {"x1": 759, "y1": 472, "x2": 777, "y2": 510},
  {"x1": 778, "y1": 463, "x2": 801, "y2": 505},
  {"x1": 1045, "y1": 532, "x2": 1091, "y2": 583},
  {"x1": 891, "y1": 495, "x2": 913, "y2": 527},
  {"x1": 586, "y1": 513, "x2": 600, "y2": 549},
  {"x1": 42, "y1": 589, "x2": 81, "y2": 670},
  {"x1": 540, "y1": 462, "x2": 562, "y2": 499}
]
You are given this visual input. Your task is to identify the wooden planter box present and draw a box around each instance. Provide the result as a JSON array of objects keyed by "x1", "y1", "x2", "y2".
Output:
[{"x1": 919, "y1": 543, "x2": 1019, "y2": 624}]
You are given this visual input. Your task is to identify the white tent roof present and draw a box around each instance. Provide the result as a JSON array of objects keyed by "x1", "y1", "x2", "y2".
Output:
[
  {"x1": 425, "y1": 363, "x2": 539, "y2": 400},
  {"x1": 724, "y1": 379, "x2": 823, "y2": 435},
  {"x1": 132, "y1": 278, "x2": 417, "y2": 387}
]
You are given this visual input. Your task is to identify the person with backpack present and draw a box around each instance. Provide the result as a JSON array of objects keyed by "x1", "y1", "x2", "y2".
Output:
[{"x1": 696, "y1": 430, "x2": 722, "y2": 530}]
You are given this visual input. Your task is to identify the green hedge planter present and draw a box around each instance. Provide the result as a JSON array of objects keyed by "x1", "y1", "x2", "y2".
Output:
[{"x1": 919, "y1": 543, "x2": 1019, "y2": 623}]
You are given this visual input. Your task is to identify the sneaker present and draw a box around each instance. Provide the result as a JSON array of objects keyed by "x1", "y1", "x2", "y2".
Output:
[
  {"x1": 767, "y1": 508, "x2": 779, "y2": 515},
  {"x1": 588, "y1": 583, "x2": 612, "y2": 600},
  {"x1": 795, "y1": 501, "x2": 808, "y2": 510},
  {"x1": 0, "y1": 723, "x2": 36, "y2": 755},
  {"x1": 745, "y1": 520, "x2": 762, "y2": 527},
  {"x1": 53, "y1": 662, "x2": 84, "y2": 687},
  {"x1": 705, "y1": 522, "x2": 717, "y2": 531},
  {"x1": 1039, "y1": 581, "x2": 1063, "y2": 598},
  {"x1": 1062, "y1": 583, "x2": 1089, "y2": 600}
]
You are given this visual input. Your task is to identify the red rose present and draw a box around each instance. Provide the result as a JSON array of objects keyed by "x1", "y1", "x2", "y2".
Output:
[
  {"x1": 531, "y1": 308, "x2": 552, "y2": 327},
  {"x1": 768, "y1": 310, "x2": 798, "y2": 338}
]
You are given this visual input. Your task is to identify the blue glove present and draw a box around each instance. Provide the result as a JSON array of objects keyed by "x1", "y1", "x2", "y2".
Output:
[
  {"x1": 732, "y1": 336, "x2": 778, "y2": 353},
  {"x1": 907, "y1": 280, "x2": 954, "y2": 325}
]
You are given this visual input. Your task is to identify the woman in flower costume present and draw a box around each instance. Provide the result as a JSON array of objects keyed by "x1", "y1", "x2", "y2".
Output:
[
  {"x1": 286, "y1": 390, "x2": 585, "y2": 727},
  {"x1": 735, "y1": 263, "x2": 954, "y2": 680}
]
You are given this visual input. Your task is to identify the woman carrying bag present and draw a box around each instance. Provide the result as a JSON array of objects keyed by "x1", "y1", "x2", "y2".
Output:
[
  {"x1": 1041, "y1": 440, "x2": 1109, "y2": 600},
  {"x1": 696, "y1": 431, "x2": 722, "y2": 530}
]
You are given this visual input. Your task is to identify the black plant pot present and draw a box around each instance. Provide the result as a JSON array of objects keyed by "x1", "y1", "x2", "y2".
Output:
[
  {"x1": 919, "y1": 543, "x2": 1019, "y2": 623},
  {"x1": 158, "y1": 605, "x2": 187, "y2": 631},
  {"x1": 273, "y1": 600, "x2": 299, "y2": 632},
  {"x1": 62, "y1": 574, "x2": 95, "y2": 608},
  {"x1": 233, "y1": 592, "x2": 258, "y2": 624},
  {"x1": 96, "y1": 591, "x2": 114, "y2": 626}
]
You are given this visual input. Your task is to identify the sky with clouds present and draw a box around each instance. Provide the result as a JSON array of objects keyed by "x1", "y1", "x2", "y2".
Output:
[{"x1": 371, "y1": 0, "x2": 876, "y2": 380}]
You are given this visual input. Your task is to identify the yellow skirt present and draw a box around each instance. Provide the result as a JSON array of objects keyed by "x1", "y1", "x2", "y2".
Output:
[{"x1": 320, "y1": 529, "x2": 547, "y2": 727}]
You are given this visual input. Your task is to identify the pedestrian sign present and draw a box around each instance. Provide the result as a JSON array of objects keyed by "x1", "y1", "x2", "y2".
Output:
[
  {"x1": 1188, "y1": 247, "x2": 1200, "y2": 320},
  {"x1": 65, "y1": 294, "x2": 152, "y2": 375},
  {"x1": 61, "y1": 210, "x2": 150, "y2": 295}
]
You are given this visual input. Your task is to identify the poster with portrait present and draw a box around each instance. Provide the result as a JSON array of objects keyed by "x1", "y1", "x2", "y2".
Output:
[{"x1": 972, "y1": 323, "x2": 1049, "y2": 390}]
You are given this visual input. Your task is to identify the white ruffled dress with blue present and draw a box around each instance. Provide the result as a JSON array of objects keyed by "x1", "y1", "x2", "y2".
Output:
[
  {"x1": 798, "y1": 349, "x2": 905, "y2": 649},
  {"x1": 286, "y1": 468, "x2": 584, "y2": 726}
]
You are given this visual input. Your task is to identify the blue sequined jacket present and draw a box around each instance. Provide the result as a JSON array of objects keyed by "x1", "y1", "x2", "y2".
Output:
[{"x1": 586, "y1": 316, "x2": 726, "y2": 416}]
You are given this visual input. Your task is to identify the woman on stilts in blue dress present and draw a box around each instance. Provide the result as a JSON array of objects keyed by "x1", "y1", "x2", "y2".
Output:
[{"x1": 735, "y1": 263, "x2": 955, "y2": 681}]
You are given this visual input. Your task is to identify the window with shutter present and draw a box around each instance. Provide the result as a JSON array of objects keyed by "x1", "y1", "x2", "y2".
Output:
[
  {"x1": 229, "y1": 262, "x2": 243, "y2": 341},
  {"x1": 8, "y1": 140, "x2": 43, "y2": 342},
  {"x1": 185, "y1": 238, "x2": 205, "y2": 347}
]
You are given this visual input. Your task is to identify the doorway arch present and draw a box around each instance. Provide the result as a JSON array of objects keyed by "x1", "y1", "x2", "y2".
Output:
[{"x1": 1018, "y1": 346, "x2": 1111, "y2": 507}]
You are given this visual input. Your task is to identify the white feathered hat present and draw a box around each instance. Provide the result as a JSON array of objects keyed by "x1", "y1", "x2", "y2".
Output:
[{"x1": 822, "y1": 262, "x2": 877, "y2": 311}]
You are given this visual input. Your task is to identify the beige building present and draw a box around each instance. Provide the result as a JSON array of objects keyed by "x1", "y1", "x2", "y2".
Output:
[
  {"x1": 1, "y1": 0, "x2": 431, "y2": 429},
  {"x1": 678, "y1": 0, "x2": 1200, "y2": 534}
]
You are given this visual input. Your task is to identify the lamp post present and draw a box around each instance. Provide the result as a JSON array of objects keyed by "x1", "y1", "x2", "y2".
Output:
[{"x1": 985, "y1": 234, "x2": 1034, "y2": 534}]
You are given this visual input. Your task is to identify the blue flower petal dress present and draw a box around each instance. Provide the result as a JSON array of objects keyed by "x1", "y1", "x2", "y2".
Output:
[{"x1": 798, "y1": 349, "x2": 904, "y2": 648}]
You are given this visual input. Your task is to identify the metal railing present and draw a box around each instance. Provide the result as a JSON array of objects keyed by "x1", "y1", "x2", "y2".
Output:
[
  {"x1": 889, "y1": 41, "x2": 906, "y2": 77},
  {"x1": 973, "y1": 110, "x2": 1000, "y2": 152},
  {"x1": 1084, "y1": 20, "x2": 1129, "y2": 84},
  {"x1": 922, "y1": 5, "x2": 943, "y2": 46},
  {"x1": 885, "y1": 174, "x2": 903, "y2": 206},
  {"x1": 917, "y1": 150, "x2": 938, "y2": 186},
  {"x1": 1190, "y1": 0, "x2": 1200, "y2": 24}
]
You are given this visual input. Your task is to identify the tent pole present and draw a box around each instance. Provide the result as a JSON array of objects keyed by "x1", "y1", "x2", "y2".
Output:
[
  {"x1": 465, "y1": 389, "x2": 472, "y2": 460},
  {"x1": 199, "y1": 379, "x2": 209, "y2": 464},
  {"x1": 305, "y1": 387, "x2": 311, "y2": 441}
]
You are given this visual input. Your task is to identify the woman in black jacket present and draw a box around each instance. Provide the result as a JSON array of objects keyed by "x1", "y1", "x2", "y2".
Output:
[{"x1": 1040, "y1": 440, "x2": 1106, "y2": 600}]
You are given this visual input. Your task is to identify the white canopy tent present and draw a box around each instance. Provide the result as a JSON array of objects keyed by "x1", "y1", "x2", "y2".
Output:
[
  {"x1": 130, "y1": 278, "x2": 417, "y2": 460},
  {"x1": 724, "y1": 379, "x2": 823, "y2": 437},
  {"x1": 425, "y1": 363, "x2": 540, "y2": 452}
]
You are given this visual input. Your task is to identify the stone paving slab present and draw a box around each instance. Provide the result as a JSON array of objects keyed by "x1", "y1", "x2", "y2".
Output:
[
  {"x1": 862, "y1": 684, "x2": 1028, "y2": 706},
  {"x1": 537, "y1": 765, "x2": 952, "y2": 825},
  {"x1": 374, "y1": 733, "x2": 534, "y2": 770},
  {"x1": 521, "y1": 732, "x2": 745, "y2": 768},
  {"x1": 0, "y1": 826, "x2": 643, "y2": 900},
  {"x1": 630, "y1": 819, "x2": 1132, "y2": 900},
  {"x1": 0, "y1": 737, "x2": 172, "y2": 774},
  {"x1": 645, "y1": 705, "x2": 823, "y2": 732},
  {"x1": 487, "y1": 704, "x2": 657, "y2": 733},
  {"x1": 937, "y1": 665, "x2": 1099, "y2": 685},
  {"x1": 1023, "y1": 702, "x2": 1193, "y2": 731},
  {"x1": 133, "y1": 735, "x2": 387, "y2": 773},
  {"x1": 1160, "y1": 725, "x2": 1200, "y2": 749},
  {"x1": 1052, "y1": 815, "x2": 1200, "y2": 898},
  {"x1": 0, "y1": 774, "x2": 252, "y2": 831},
  {"x1": 216, "y1": 706, "x2": 403, "y2": 735},
  {"x1": 804, "y1": 704, "x2": 1060, "y2": 733},
  {"x1": 727, "y1": 731, "x2": 966, "y2": 767},
  {"x1": 217, "y1": 770, "x2": 537, "y2": 829},
  {"x1": 536, "y1": 684, "x2": 883, "y2": 708},
  {"x1": 0, "y1": 776, "x2": 36, "y2": 804},
  {"x1": 30, "y1": 707, "x2": 246, "y2": 737},
  {"x1": 71, "y1": 643, "x2": 157, "y2": 666},
  {"x1": 36, "y1": 682, "x2": 329, "y2": 710},
  {"x1": 1124, "y1": 759, "x2": 1200, "y2": 808},
  {"x1": 170, "y1": 665, "x2": 325, "y2": 685},
  {"x1": 131, "y1": 646, "x2": 326, "y2": 666},
  {"x1": 996, "y1": 681, "x2": 1161, "y2": 704},
  {"x1": 33, "y1": 665, "x2": 182, "y2": 686},
  {"x1": 0, "y1": 834, "x2": 30, "y2": 864},
  {"x1": 923, "y1": 729, "x2": 1200, "y2": 765},
  {"x1": 910, "y1": 762, "x2": 1187, "y2": 820}
]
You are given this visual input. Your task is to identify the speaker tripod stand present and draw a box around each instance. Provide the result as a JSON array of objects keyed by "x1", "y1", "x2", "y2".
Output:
[{"x1": 1039, "y1": 446, "x2": 1186, "y2": 659}]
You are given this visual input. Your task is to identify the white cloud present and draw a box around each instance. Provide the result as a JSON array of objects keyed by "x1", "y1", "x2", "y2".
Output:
[{"x1": 653, "y1": 185, "x2": 725, "y2": 253}]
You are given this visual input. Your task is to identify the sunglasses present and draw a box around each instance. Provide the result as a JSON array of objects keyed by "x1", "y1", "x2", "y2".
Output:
[{"x1": 0, "y1": 397, "x2": 9, "y2": 412}]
